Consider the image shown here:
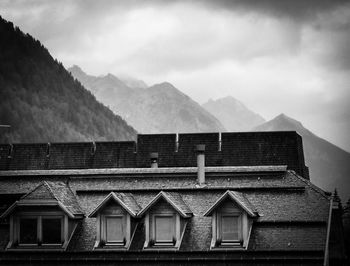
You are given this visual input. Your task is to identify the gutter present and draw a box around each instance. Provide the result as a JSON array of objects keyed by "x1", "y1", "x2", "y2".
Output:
[{"x1": 0, "y1": 165, "x2": 287, "y2": 177}]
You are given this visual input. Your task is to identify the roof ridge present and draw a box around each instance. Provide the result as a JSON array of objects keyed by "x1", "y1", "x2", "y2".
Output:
[
  {"x1": 64, "y1": 181, "x2": 84, "y2": 213},
  {"x1": 20, "y1": 181, "x2": 58, "y2": 201},
  {"x1": 43, "y1": 181, "x2": 59, "y2": 201},
  {"x1": 138, "y1": 191, "x2": 192, "y2": 218},
  {"x1": 290, "y1": 171, "x2": 330, "y2": 199},
  {"x1": 204, "y1": 190, "x2": 257, "y2": 217},
  {"x1": 88, "y1": 192, "x2": 139, "y2": 217}
]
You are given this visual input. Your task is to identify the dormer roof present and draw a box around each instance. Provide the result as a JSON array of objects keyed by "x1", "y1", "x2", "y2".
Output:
[
  {"x1": 0, "y1": 181, "x2": 84, "y2": 219},
  {"x1": 89, "y1": 192, "x2": 140, "y2": 218},
  {"x1": 138, "y1": 191, "x2": 192, "y2": 218},
  {"x1": 204, "y1": 190, "x2": 258, "y2": 217}
]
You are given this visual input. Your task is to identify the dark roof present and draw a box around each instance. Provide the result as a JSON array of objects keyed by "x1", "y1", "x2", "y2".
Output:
[
  {"x1": 47, "y1": 181, "x2": 84, "y2": 216},
  {"x1": 204, "y1": 190, "x2": 258, "y2": 217},
  {"x1": 0, "y1": 181, "x2": 84, "y2": 219},
  {"x1": 248, "y1": 224, "x2": 327, "y2": 250},
  {"x1": 0, "y1": 132, "x2": 309, "y2": 179},
  {"x1": 0, "y1": 170, "x2": 330, "y2": 254},
  {"x1": 0, "y1": 132, "x2": 334, "y2": 261},
  {"x1": 88, "y1": 192, "x2": 140, "y2": 217},
  {"x1": 138, "y1": 191, "x2": 193, "y2": 218},
  {"x1": 61, "y1": 176, "x2": 329, "y2": 252}
]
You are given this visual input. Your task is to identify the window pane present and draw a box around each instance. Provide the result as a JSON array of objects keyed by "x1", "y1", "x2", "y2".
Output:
[
  {"x1": 106, "y1": 217, "x2": 123, "y2": 242},
  {"x1": 155, "y1": 216, "x2": 173, "y2": 242},
  {"x1": 222, "y1": 216, "x2": 239, "y2": 241},
  {"x1": 42, "y1": 218, "x2": 62, "y2": 244},
  {"x1": 19, "y1": 218, "x2": 37, "y2": 244}
]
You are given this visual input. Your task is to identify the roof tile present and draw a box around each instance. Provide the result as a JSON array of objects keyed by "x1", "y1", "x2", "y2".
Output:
[{"x1": 249, "y1": 224, "x2": 327, "y2": 250}]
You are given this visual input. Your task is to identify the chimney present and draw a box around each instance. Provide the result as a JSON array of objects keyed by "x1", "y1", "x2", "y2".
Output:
[
  {"x1": 195, "y1": 144, "x2": 205, "y2": 184},
  {"x1": 150, "y1": 152, "x2": 158, "y2": 168}
]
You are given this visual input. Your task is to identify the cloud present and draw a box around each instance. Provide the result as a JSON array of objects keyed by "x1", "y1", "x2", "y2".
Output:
[
  {"x1": 1, "y1": 0, "x2": 350, "y2": 150},
  {"x1": 193, "y1": 0, "x2": 349, "y2": 22}
]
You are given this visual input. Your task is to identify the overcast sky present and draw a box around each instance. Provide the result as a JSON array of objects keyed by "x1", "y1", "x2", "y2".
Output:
[{"x1": 1, "y1": 0, "x2": 350, "y2": 151}]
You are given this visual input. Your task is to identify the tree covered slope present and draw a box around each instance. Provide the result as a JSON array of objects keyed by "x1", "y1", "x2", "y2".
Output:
[{"x1": 0, "y1": 16, "x2": 137, "y2": 143}]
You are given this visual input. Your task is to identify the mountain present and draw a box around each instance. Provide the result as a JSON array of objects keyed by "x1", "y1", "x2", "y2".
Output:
[
  {"x1": 202, "y1": 96, "x2": 265, "y2": 131},
  {"x1": 69, "y1": 66, "x2": 226, "y2": 134},
  {"x1": 69, "y1": 65, "x2": 134, "y2": 98},
  {"x1": 0, "y1": 17, "x2": 137, "y2": 143},
  {"x1": 254, "y1": 113, "x2": 350, "y2": 200},
  {"x1": 119, "y1": 75, "x2": 148, "y2": 89}
]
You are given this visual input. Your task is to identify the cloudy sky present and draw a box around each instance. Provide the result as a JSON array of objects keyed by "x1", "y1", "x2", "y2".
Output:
[{"x1": 1, "y1": 0, "x2": 350, "y2": 151}]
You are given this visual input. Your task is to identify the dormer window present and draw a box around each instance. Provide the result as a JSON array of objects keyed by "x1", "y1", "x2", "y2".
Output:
[
  {"x1": 138, "y1": 191, "x2": 192, "y2": 249},
  {"x1": 217, "y1": 213, "x2": 242, "y2": 246},
  {"x1": 104, "y1": 215, "x2": 125, "y2": 245},
  {"x1": 88, "y1": 192, "x2": 140, "y2": 249},
  {"x1": 152, "y1": 214, "x2": 175, "y2": 245},
  {"x1": 204, "y1": 190, "x2": 258, "y2": 249},
  {"x1": 0, "y1": 181, "x2": 84, "y2": 250},
  {"x1": 17, "y1": 215, "x2": 63, "y2": 246}
]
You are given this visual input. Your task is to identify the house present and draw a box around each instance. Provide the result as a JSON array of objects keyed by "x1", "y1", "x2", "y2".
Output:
[{"x1": 0, "y1": 132, "x2": 346, "y2": 265}]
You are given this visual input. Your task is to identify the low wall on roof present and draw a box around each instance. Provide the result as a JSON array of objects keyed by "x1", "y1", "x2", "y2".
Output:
[{"x1": 0, "y1": 132, "x2": 309, "y2": 179}]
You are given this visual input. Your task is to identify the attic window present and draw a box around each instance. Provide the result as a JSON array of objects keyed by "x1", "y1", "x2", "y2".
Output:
[
  {"x1": 216, "y1": 213, "x2": 242, "y2": 246},
  {"x1": 88, "y1": 192, "x2": 140, "y2": 250},
  {"x1": 153, "y1": 214, "x2": 175, "y2": 245},
  {"x1": 19, "y1": 218, "x2": 37, "y2": 244},
  {"x1": 17, "y1": 215, "x2": 63, "y2": 247},
  {"x1": 204, "y1": 191, "x2": 257, "y2": 250},
  {"x1": 140, "y1": 192, "x2": 192, "y2": 250},
  {"x1": 103, "y1": 215, "x2": 126, "y2": 245}
]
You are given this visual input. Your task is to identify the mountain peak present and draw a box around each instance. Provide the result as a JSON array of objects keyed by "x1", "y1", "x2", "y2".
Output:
[
  {"x1": 68, "y1": 65, "x2": 86, "y2": 75},
  {"x1": 202, "y1": 96, "x2": 265, "y2": 131},
  {"x1": 254, "y1": 113, "x2": 311, "y2": 137},
  {"x1": 119, "y1": 75, "x2": 148, "y2": 89},
  {"x1": 155, "y1": 81, "x2": 176, "y2": 89},
  {"x1": 221, "y1": 95, "x2": 240, "y2": 102},
  {"x1": 104, "y1": 73, "x2": 121, "y2": 83},
  {"x1": 273, "y1": 113, "x2": 305, "y2": 128}
]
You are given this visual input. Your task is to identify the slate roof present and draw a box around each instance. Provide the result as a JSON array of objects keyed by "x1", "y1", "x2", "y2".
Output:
[
  {"x1": 0, "y1": 167, "x2": 331, "y2": 259},
  {"x1": 204, "y1": 190, "x2": 258, "y2": 217},
  {"x1": 0, "y1": 132, "x2": 336, "y2": 263},
  {"x1": 47, "y1": 181, "x2": 84, "y2": 216},
  {"x1": 248, "y1": 224, "x2": 327, "y2": 251},
  {"x1": 0, "y1": 181, "x2": 84, "y2": 219},
  {"x1": 138, "y1": 191, "x2": 193, "y2": 218},
  {"x1": 88, "y1": 192, "x2": 140, "y2": 217}
]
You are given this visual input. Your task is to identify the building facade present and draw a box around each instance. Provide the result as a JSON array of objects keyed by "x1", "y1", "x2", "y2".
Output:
[{"x1": 0, "y1": 132, "x2": 346, "y2": 265}]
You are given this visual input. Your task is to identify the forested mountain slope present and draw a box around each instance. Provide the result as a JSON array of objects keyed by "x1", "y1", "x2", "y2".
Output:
[{"x1": 0, "y1": 16, "x2": 137, "y2": 143}]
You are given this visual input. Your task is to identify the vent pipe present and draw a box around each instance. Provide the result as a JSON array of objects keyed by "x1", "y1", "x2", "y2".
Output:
[
  {"x1": 150, "y1": 152, "x2": 158, "y2": 168},
  {"x1": 195, "y1": 144, "x2": 205, "y2": 184}
]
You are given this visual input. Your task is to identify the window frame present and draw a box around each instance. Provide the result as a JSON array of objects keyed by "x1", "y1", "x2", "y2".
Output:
[
  {"x1": 101, "y1": 214, "x2": 126, "y2": 246},
  {"x1": 16, "y1": 213, "x2": 64, "y2": 248},
  {"x1": 152, "y1": 214, "x2": 176, "y2": 246},
  {"x1": 217, "y1": 212, "x2": 242, "y2": 246}
]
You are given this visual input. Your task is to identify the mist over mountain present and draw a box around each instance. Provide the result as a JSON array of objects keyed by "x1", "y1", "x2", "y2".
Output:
[
  {"x1": 202, "y1": 96, "x2": 265, "y2": 131},
  {"x1": 119, "y1": 75, "x2": 148, "y2": 89},
  {"x1": 254, "y1": 113, "x2": 350, "y2": 201},
  {"x1": 0, "y1": 17, "x2": 137, "y2": 143},
  {"x1": 69, "y1": 66, "x2": 226, "y2": 134}
]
